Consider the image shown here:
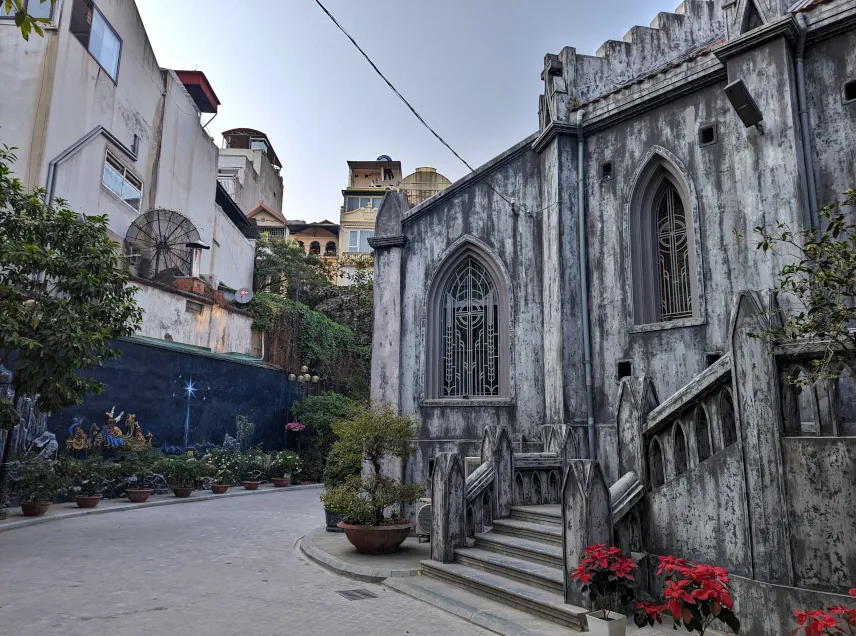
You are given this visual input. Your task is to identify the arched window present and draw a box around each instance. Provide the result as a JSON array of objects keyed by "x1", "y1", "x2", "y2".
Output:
[
  {"x1": 673, "y1": 421, "x2": 688, "y2": 474},
  {"x1": 649, "y1": 438, "x2": 665, "y2": 488},
  {"x1": 695, "y1": 406, "x2": 712, "y2": 462},
  {"x1": 720, "y1": 389, "x2": 738, "y2": 448},
  {"x1": 325, "y1": 241, "x2": 337, "y2": 256},
  {"x1": 628, "y1": 151, "x2": 700, "y2": 325},
  {"x1": 309, "y1": 241, "x2": 321, "y2": 254},
  {"x1": 426, "y1": 244, "x2": 509, "y2": 400}
]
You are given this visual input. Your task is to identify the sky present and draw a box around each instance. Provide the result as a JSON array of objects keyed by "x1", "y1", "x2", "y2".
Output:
[{"x1": 137, "y1": 0, "x2": 682, "y2": 223}]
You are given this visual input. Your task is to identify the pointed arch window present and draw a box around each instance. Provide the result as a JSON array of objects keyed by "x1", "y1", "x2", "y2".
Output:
[
  {"x1": 628, "y1": 153, "x2": 701, "y2": 326},
  {"x1": 426, "y1": 244, "x2": 510, "y2": 401}
]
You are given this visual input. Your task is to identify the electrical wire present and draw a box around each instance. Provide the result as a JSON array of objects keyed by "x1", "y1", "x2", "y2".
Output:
[{"x1": 311, "y1": 0, "x2": 520, "y2": 212}]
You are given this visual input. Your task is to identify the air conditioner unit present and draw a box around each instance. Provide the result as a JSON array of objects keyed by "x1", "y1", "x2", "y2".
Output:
[
  {"x1": 464, "y1": 456, "x2": 482, "y2": 479},
  {"x1": 415, "y1": 497, "x2": 432, "y2": 542}
]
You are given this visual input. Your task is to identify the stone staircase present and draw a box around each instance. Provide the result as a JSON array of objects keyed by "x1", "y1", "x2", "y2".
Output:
[{"x1": 421, "y1": 504, "x2": 589, "y2": 631}]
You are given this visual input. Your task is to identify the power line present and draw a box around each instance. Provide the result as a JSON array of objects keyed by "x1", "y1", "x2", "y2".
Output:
[{"x1": 312, "y1": 0, "x2": 519, "y2": 213}]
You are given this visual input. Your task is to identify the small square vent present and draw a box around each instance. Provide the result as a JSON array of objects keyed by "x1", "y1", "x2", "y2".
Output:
[
  {"x1": 699, "y1": 124, "x2": 717, "y2": 147},
  {"x1": 845, "y1": 80, "x2": 856, "y2": 103}
]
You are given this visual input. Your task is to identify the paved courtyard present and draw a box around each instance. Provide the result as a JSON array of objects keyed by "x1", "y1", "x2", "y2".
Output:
[{"x1": 0, "y1": 488, "x2": 489, "y2": 636}]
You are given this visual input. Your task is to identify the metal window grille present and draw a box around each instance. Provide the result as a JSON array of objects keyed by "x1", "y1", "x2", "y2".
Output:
[
  {"x1": 656, "y1": 184, "x2": 692, "y2": 320},
  {"x1": 440, "y1": 257, "x2": 499, "y2": 398}
]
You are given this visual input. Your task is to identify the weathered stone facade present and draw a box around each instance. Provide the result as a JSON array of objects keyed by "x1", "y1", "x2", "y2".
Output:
[{"x1": 372, "y1": 1, "x2": 855, "y2": 633}]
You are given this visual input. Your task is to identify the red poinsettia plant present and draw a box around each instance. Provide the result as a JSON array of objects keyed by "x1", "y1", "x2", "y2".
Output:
[
  {"x1": 792, "y1": 589, "x2": 856, "y2": 636},
  {"x1": 571, "y1": 544, "x2": 638, "y2": 619},
  {"x1": 634, "y1": 555, "x2": 740, "y2": 635}
]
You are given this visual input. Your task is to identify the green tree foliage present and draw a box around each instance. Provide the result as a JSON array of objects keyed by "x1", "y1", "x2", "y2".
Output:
[
  {"x1": 755, "y1": 189, "x2": 856, "y2": 384},
  {"x1": 316, "y1": 255, "x2": 374, "y2": 346},
  {"x1": 0, "y1": 145, "x2": 142, "y2": 516},
  {"x1": 291, "y1": 392, "x2": 361, "y2": 434},
  {"x1": 253, "y1": 234, "x2": 333, "y2": 310},
  {"x1": 320, "y1": 404, "x2": 422, "y2": 525},
  {"x1": 4, "y1": 0, "x2": 53, "y2": 40}
]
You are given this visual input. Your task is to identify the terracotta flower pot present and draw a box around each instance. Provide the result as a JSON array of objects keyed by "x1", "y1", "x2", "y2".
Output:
[
  {"x1": 20, "y1": 501, "x2": 50, "y2": 517},
  {"x1": 172, "y1": 487, "x2": 194, "y2": 498},
  {"x1": 242, "y1": 481, "x2": 261, "y2": 491},
  {"x1": 211, "y1": 484, "x2": 230, "y2": 494},
  {"x1": 75, "y1": 495, "x2": 102, "y2": 509},
  {"x1": 126, "y1": 489, "x2": 153, "y2": 503},
  {"x1": 271, "y1": 477, "x2": 292, "y2": 488},
  {"x1": 337, "y1": 521, "x2": 412, "y2": 555},
  {"x1": 586, "y1": 611, "x2": 627, "y2": 636}
]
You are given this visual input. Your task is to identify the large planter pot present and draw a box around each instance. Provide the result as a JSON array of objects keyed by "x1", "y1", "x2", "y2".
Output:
[
  {"x1": 75, "y1": 495, "x2": 102, "y2": 509},
  {"x1": 242, "y1": 481, "x2": 261, "y2": 491},
  {"x1": 211, "y1": 484, "x2": 230, "y2": 494},
  {"x1": 172, "y1": 487, "x2": 194, "y2": 498},
  {"x1": 126, "y1": 489, "x2": 153, "y2": 503},
  {"x1": 586, "y1": 611, "x2": 627, "y2": 636},
  {"x1": 271, "y1": 477, "x2": 292, "y2": 488},
  {"x1": 337, "y1": 521, "x2": 412, "y2": 555},
  {"x1": 325, "y1": 508, "x2": 344, "y2": 532},
  {"x1": 20, "y1": 501, "x2": 50, "y2": 517}
]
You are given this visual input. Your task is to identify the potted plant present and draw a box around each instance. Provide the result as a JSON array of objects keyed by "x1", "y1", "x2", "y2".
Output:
[
  {"x1": 72, "y1": 457, "x2": 110, "y2": 508},
  {"x1": 572, "y1": 544, "x2": 637, "y2": 635},
  {"x1": 237, "y1": 448, "x2": 264, "y2": 490},
  {"x1": 270, "y1": 450, "x2": 301, "y2": 487},
  {"x1": 156, "y1": 457, "x2": 205, "y2": 497},
  {"x1": 634, "y1": 555, "x2": 740, "y2": 635},
  {"x1": 211, "y1": 467, "x2": 233, "y2": 494},
  {"x1": 322, "y1": 444, "x2": 361, "y2": 532},
  {"x1": 320, "y1": 404, "x2": 423, "y2": 554},
  {"x1": 17, "y1": 458, "x2": 63, "y2": 517},
  {"x1": 122, "y1": 453, "x2": 157, "y2": 502}
]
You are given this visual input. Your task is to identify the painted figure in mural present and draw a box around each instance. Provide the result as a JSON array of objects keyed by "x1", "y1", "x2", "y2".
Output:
[
  {"x1": 89, "y1": 422, "x2": 104, "y2": 453},
  {"x1": 103, "y1": 407, "x2": 125, "y2": 448},
  {"x1": 123, "y1": 414, "x2": 153, "y2": 452},
  {"x1": 66, "y1": 418, "x2": 90, "y2": 453}
]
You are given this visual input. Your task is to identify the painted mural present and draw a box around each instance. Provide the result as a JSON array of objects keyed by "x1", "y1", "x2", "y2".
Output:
[{"x1": 49, "y1": 338, "x2": 300, "y2": 453}]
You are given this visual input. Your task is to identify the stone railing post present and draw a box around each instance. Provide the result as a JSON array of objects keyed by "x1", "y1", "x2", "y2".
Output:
[
  {"x1": 481, "y1": 426, "x2": 513, "y2": 519},
  {"x1": 431, "y1": 452, "x2": 465, "y2": 563},
  {"x1": 563, "y1": 459, "x2": 612, "y2": 607},
  {"x1": 730, "y1": 291, "x2": 793, "y2": 585}
]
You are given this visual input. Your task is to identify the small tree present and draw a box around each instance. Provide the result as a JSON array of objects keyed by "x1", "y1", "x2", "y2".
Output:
[
  {"x1": 253, "y1": 234, "x2": 333, "y2": 310},
  {"x1": 320, "y1": 404, "x2": 422, "y2": 526},
  {"x1": 0, "y1": 145, "x2": 142, "y2": 517},
  {"x1": 316, "y1": 255, "x2": 374, "y2": 346},
  {"x1": 755, "y1": 189, "x2": 856, "y2": 385}
]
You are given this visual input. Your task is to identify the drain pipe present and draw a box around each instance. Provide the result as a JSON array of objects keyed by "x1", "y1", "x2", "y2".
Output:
[
  {"x1": 795, "y1": 12, "x2": 819, "y2": 231},
  {"x1": 577, "y1": 109, "x2": 596, "y2": 461}
]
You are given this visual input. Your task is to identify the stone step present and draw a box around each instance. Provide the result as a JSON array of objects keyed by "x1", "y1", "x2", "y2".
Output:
[
  {"x1": 474, "y1": 532, "x2": 563, "y2": 569},
  {"x1": 492, "y1": 518, "x2": 563, "y2": 546},
  {"x1": 510, "y1": 504, "x2": 562, "y2": 527},
  {"x1": 421, "y1": 559, "x2": 588, "y2": 631},
  {"x1": 454, "y1": 547, "x2": 564, "y2": 593}
]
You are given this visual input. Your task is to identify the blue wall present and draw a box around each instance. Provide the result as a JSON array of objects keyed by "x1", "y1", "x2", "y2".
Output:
[{"x1": 50, "y1": 338, "x2": 300, "y2": 452}]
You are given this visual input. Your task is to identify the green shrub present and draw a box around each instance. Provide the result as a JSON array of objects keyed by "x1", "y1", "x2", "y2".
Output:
[
  {"x1": 320, "y1": 404, "x2": 423, "y2": 525},
  {"x1": 17, "y1": 458, "x2": 64, "y2": 502},
  {"x1": 323, "y1": 444, "x2": 361, "y2": 489},
  {"x1": 270, "y1": 450, "x2": 301, "y2": 478},
  {"x1": 291, "y1": 392, "x2": 361, "y2": 433},
  {"x1": 154, "y1": 457, "x2": 209, "y2": 489},
  {"x1": 67, "y1": 457, "x2": 120, "y2": 496},
  {"x1": 234, "y1": 448, "x2": 265, "y2": 482}
]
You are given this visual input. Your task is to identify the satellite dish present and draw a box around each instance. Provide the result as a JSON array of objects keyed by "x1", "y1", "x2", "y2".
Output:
[
  {"x1": 376, "y1": 154, "x2": 392, "y2": 161},
  {"x1": 124, "y1": 209, "x2": 201, "y2": 279},
  {"x1": 235, "y1": 288, "x2": 254, "y2": 304}
]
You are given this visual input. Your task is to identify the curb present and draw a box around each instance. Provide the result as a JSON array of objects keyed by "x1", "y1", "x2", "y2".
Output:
[
  {"x1": 298, "y1": 526, "x2": 422, "y2": 583},
  {"x1": 0, "y1": 483, "x2": 323, "y2": 534}
]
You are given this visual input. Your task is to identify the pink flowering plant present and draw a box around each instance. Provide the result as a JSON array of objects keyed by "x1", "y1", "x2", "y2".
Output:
[
  {"x1": 634, "y1": 555, "x2": 740, "y2": 635},
  {"x1": 285, "y1": 421, "x2": 305, "y2": 432},
  {"x1": 792, "y1": 589, "x2": 856, "y2": 636},
  {"x1": 571, "y1": 544, "x2": 638, "y2": 619}
]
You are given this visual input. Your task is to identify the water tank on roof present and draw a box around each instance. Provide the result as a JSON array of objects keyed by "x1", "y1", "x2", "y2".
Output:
[{"x1": 377, "y1": 155, "x2": 392, "y2": 161}]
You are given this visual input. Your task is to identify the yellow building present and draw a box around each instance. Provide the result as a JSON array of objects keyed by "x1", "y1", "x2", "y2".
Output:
[{"x1": 338, "y1": 156, "x2": 450, "y2": 285}]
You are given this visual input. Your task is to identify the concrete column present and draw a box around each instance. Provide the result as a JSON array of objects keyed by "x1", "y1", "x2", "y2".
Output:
[
  {"x1": 430, "y1": 452, "x2": 465, "y2": 563},
  {"x1": 481, "y1": 426, "x2": 513, "y2": 519},
  {"x1": 368, "y1": 192, "x2": 409, "y2": 409},
  {"x1": 562, "y1": 459, "x2": 613, "y2": 607},
  {"x1": 730, "y1": 291, "x2": 793, "y2": 585}
]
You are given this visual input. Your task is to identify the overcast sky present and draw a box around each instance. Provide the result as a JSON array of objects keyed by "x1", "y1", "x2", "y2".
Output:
[{"x1": 137, "y1": 0, "x2": 680, "y2": 223}]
